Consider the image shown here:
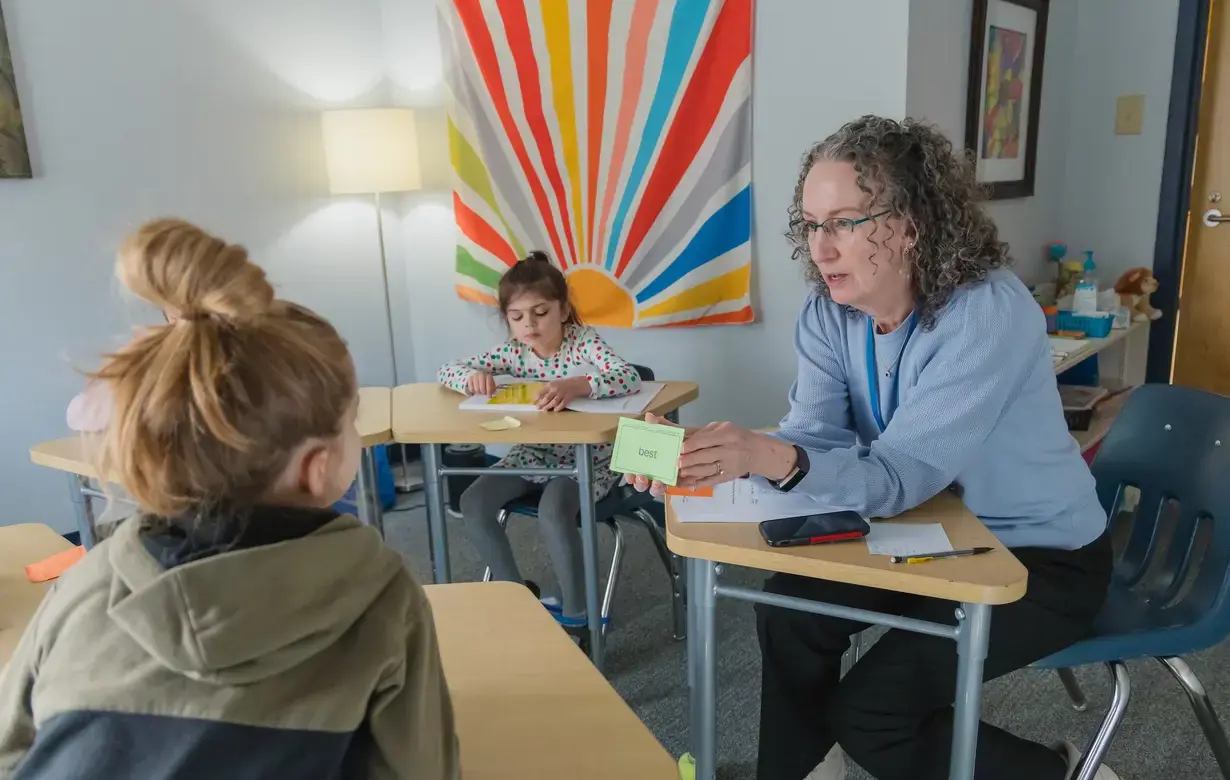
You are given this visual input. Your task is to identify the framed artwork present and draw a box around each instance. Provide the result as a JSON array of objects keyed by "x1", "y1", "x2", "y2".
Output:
[
  {"x1": 439, "y1": 0, "x2": 754, "y2": 328},
  {"x1": 965, "y1": 0, "x2": 1049, "y2": 200},
  {"x1": 0, "y1": 3, "x2": 31, "y2": 179}
]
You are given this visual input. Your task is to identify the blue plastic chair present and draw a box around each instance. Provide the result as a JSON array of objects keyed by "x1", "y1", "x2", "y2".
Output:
[
  {"x1": 1035, "y1": 383, "x2": 1230, "y2": 780},
  {"x1": 480, "y1": 364, "x2": 687, "y2": 640}
]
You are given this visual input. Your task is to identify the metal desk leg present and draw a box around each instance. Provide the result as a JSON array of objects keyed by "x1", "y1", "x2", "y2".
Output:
[
  {"x1": 68, "y1": 474, "x2": 97, "y2": 549},
  {"x1": 575, "y1": 444, "x2": 604, "y2": 668},
  {"x1": 688, "y1": 558, "x2": 718, "y2": 780},
  {"x1": 949, "y1": 602, "x2": 992, "y2": 780},
  {"x1": 355, "y1": 447, "x2": 384, "y2": 536},
  {"x1": 421, "y1": 443, "x2": 451, "y2": 584}
]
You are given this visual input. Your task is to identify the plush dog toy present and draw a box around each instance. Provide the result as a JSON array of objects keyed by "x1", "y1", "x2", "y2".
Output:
[{"x1": 1113, "y1": 267, "x2": 1163, "y2": 322}]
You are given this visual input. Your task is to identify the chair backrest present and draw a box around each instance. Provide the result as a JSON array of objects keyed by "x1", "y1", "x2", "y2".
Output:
[
  {"x1": 1091, "y1": 383, "x2": 1230, "y2": 618},
  {"x1": 628, "y1": 364, "x2": 678, "y2": 424}
]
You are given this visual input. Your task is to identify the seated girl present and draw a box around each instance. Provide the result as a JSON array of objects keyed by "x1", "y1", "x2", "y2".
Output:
[{"x1": 438, "y1": 252, "x2": 641, "y2": 629}]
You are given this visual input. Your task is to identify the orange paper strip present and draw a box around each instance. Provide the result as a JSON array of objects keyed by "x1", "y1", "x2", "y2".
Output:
[
  {"x1": 25, "y1": 546, "x2": 86, "y2": 583},
  {"x1": 667, "y1": 485, "x2": 714, "y2": 497}
]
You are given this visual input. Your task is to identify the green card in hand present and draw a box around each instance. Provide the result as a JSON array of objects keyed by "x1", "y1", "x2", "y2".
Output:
[{"x1": 609, "y1": 417, "x2": 686, "y2": 486}]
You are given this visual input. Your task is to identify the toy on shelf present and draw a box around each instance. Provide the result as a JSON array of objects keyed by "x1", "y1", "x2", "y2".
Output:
[
  {"x1": 1049, "y1": 243, "x2": 1085, "y2": 301},
  {"x1": 1113, "y1": 267, "x2": 1163, "y2": 322}
]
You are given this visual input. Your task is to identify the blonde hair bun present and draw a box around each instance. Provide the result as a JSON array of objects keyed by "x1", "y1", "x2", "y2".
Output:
[{"x1": 116, "y1": 218, "x2": 273, "y2": 322}]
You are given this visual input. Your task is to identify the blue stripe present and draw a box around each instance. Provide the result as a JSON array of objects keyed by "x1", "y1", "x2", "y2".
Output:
[
  {"x1": 635, "y1": 185, "x2": 751, "y2": 303},
  {"x1": 604, "y1": 0, "x2": 711, "y2": 271}
]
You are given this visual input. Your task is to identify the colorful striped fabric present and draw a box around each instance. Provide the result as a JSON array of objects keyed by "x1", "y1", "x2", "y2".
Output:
[{"x1": 440, "y1": 0, "x2": 754, "y2": 328}]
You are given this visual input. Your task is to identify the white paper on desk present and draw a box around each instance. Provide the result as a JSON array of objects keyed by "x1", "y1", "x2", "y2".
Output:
[
  {"x1": 458, "y1": 377, "x2": 665, "y2": 414},
  {"x1": 673, "y1": 479, "x2": 847, "y2": 523},
  {"x1": 1049, "y1": 337, "x2": 1088, "y2": 356},
  {"x1": 864, "y1": 522, "x2": 953, "y2": 557}
]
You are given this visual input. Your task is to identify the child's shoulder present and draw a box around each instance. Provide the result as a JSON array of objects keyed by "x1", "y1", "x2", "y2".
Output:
[{"x1": 566, "y1": 323, "x2": 601, "y2": 344}]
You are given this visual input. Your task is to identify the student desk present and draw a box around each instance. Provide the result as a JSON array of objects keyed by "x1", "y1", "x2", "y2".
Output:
[
  {"x1": 393, "y1": 381, "x2": 699, "y2": 670},
  {"x1": 1, "y1": 524, "x2": 73, "y2": 669},
  {"x1": 28, "y1": 387, "x2": 394, "y2": 547},
  {"x1": 425, "y1": 582, "x2": 678, "y2": 780},
  {"x1": 667, "y1": 492, "x2": 1029, "y2": 780}
]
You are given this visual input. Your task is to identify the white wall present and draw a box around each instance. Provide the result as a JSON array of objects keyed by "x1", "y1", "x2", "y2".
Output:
[
  {"x1": 0, "y1": 0, "x2": 412, "y2": 531},
  {"x1": 1057, "y1": 0, "x2": 1179, "y2": 283}
]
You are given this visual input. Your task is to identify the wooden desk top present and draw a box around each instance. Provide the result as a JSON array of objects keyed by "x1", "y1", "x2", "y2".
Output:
[
  {"x1": 392, "y1": 382, "x2": 699, "y2": 445},
  {"x1": 425, "y1": 582, "x2": 677, "y2": 780},
  {"x1": 1, "y1": 524, "x2": 74, "y2": 669},
  {"x1": 667, "y1": 492, "x2": 1028, "y2": 605},
  {"x1": 29, "y1": 387, "x2": 394, "y2": 478}
]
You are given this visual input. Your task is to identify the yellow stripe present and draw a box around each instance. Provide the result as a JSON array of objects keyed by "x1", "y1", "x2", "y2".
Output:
[
  {"x1": 540, "y1": 0, "x2": 586, "y2": 264},
  {"x1": 638, "y1": 264, "x2": 751, "y2": 319}
]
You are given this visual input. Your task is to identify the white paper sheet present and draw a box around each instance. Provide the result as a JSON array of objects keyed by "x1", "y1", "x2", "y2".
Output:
[
  {"x1": 458, "y1": 378, "x2": 665, "y2": 414},
  {"x1": 864, "y1": 522, "x2": 953, "y2": 557},
  {"x1": 672, "y1": 479, "x2": 847, "y2": 524}
]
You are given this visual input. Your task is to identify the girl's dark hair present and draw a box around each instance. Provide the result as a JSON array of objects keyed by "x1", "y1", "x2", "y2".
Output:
[
  {"x1": 786, "y1": 115, "x2": 1011, "y2": 330},
  {"x1": 497, "y1": 251, "x2": 581, "y2": 326}
]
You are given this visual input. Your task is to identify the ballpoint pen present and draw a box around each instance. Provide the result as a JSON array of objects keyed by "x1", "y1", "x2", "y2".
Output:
[{"x1": 889, "y1": 546, "x2": 994, "y2": 564}]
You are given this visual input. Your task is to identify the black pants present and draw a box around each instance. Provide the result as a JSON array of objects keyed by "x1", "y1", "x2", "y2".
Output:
[{"x1": 755, "y1": 533, "x2": 1113, "y2": 780}]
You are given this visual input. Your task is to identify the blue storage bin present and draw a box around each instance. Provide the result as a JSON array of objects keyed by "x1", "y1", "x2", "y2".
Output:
[
  {"x1": 334, "y1": 445, "x2": 397, "y2": 515},
  {"x1": 1056, "y1": 310, "x2": 1114, "y2": 338}
]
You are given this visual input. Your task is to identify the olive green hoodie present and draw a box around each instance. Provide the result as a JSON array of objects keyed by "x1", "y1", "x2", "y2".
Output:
[{"x1": 0, "y1": 507, "x2": 458, "y2": 780}]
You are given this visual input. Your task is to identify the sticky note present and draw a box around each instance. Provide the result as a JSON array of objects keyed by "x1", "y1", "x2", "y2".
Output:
[
  {"x1": 488, "y1": 383, "x2": 545, "y2": 405},
  {"x1": 479, "y1": 416, "x2": 522, "y2": 431},
  {"x1": 609, "y1": 417, "x2": 685, "y2": 486},
  {"x1": 667, "y1": 485, "x2": 714, "y2": 497},
  {"x1": 25, "y1": 545, "x2": 86, "y2": 583}
]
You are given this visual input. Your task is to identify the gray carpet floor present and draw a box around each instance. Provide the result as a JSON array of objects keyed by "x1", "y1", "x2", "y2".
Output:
[{"x1": 383, "y1": 494, "x2": 1227, "y2": 780}]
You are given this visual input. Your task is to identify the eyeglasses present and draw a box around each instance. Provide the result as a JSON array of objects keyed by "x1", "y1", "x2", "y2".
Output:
[{"x1": 802, "y1": 210, "x2": 891, "y2": 241}]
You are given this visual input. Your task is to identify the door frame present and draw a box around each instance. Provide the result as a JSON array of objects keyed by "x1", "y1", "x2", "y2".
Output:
[{"x1": 1148, "y1": 0, "x2": 1214, "y2": 382}]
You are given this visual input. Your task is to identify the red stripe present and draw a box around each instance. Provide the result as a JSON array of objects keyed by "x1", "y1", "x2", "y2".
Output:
[
  {"x1": 586, "y1": 0, "x2": 614, "y2": 265},
  {"x1": 453, "y1": 0, "x2": 568, "y2": 267},
  {"x1": 495, "y1": 0, "x2": 578, "y2": 269},
  {"x1": 651, "y1": 305, "x2": 754, "y2": 328},
  {"x1": 615, "y1": 0, "x2": 752, "y2": 275},
  {"x1": 454, "y1": 193, "x2": 519, "y2": 268}
]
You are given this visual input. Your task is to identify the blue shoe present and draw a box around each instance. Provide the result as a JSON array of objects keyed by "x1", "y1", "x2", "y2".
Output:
[{"x1": 552, "y1": 611, "x2": 610, "y2": 628}]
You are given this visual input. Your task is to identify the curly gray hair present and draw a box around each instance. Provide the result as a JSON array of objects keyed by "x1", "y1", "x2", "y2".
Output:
[{"x1": 786, "y1": 115, "x2": 1011, "y2": 329}]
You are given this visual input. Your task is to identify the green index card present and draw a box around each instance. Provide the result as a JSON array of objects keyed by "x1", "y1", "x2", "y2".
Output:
[{"x1": 609, "y1": 417, "x2": 686, "y2": 486}]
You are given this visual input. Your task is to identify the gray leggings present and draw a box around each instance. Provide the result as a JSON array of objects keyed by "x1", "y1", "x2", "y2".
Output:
[{"x1": 458, "y1": 474, "x2": 585, "y2": 618}]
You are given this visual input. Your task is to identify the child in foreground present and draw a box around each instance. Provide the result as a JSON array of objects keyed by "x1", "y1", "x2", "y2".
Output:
[
  {"x1": 439, "y1": 252, "x2": 641, "y2": 628},
  {"x1": 0, "y1": 219, "x2": 458, "y2": 780}
]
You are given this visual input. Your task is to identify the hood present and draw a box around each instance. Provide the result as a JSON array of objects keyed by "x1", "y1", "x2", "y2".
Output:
[{"x1": 105, "y1": 508, "x2": 403, "y2": 685}]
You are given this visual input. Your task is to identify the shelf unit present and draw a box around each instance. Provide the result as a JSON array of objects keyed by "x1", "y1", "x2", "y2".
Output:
[{"x1": 1052, "y1": 321, "x2": 1148, "y2": 453}]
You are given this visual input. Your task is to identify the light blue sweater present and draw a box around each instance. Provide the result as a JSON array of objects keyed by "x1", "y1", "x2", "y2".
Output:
[{"x1": 774, "y1": 268, "x2": 1107, "y2": 550}]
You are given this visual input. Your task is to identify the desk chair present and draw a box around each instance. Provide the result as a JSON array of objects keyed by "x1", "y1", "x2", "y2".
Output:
[
  {"x1": 480, "y1": 365, "x2": 687, "y2": 641},
  {"x1": 1036, "y1": 384, "x2": 1230, "y2": 780}
]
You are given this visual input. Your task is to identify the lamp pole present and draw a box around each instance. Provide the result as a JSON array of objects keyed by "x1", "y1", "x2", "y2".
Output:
[{"x1": 374, "y1": 191, "x2": 399, "y2": 386}]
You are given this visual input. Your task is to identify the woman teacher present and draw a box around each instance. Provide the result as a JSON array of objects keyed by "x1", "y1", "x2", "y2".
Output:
[{"x1": 627, "y1": 117, "x2": 1115, "y2": 780}]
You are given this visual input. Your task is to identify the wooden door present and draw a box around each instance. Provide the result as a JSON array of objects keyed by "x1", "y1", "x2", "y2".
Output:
[{"x1": 1174, "y1": 1, "x2": 1230, "y2": 393}]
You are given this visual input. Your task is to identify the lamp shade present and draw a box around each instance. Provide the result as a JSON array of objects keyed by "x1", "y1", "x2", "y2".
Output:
[{"x1": 321, "y1": 108, "x2": 421, "y2": 195}]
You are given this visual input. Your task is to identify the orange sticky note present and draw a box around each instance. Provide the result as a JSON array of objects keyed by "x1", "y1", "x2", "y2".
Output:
[
  {"x1": 25, "y1": 546, "x2": 86, "y2": 583},
  {"x1": 667, "y1": 485, "x2": 714, "y2": 498}
]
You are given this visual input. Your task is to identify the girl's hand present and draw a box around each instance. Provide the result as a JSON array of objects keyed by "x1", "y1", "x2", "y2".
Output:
[
  {"x1": 465, "y1": 371, "x2": 498, "y2": 396},
  {"x1": 535, "y1": 376, "x2": 590, "y2": 412}
]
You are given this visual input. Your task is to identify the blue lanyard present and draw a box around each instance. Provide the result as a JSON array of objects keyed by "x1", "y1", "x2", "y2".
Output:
[{"x1": 865, "y1": 313, "x2": 918, "y2": 433}]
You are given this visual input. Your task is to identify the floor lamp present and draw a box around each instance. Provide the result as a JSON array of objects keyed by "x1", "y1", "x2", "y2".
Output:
[{"x1": 321, "y1": 107, "x2": 422, "y2": 491}]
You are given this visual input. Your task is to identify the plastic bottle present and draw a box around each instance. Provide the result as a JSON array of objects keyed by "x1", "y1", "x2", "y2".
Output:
[{"x1": 1073, "y1": 251, "x2": 1099, "y2": 316}]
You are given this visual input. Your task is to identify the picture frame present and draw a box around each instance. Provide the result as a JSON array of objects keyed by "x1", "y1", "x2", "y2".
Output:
[
  {"x1": 964, "y1": 0, "x2": 1049, "y2": 200},
  {"x1": 0, "y1": 3, "x2": 32, "y2": 180}
]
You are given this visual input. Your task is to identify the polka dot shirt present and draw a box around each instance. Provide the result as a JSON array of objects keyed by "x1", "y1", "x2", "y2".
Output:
[{"x1": 438, "y1": 324, "x2": 643, "y2": 499}]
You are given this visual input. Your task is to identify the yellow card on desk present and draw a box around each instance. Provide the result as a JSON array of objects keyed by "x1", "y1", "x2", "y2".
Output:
[
  {"x1": 609, "y1": 417, "x2": 685, "y2": 486},
  {"x1": 487, "y1": 383, "x2": 545, "y2": 405}
]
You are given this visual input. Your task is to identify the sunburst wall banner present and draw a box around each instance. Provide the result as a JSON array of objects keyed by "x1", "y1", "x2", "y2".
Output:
[{"x1": 439, "y1": 0, "x2": 754, "y2": 328}]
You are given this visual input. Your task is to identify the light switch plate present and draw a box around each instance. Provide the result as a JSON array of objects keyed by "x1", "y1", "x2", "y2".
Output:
[{"x1": 1115, "y1": 94, "x2": 1145, "y2": 135}]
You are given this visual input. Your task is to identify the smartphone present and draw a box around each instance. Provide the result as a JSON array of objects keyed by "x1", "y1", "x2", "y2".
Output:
[{"x1": 758, "y1": 511, "x2": 870, "y2": 548}]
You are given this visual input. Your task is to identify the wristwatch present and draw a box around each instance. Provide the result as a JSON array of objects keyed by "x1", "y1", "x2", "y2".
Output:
[{"x1": 771, "y1": 445, "x2": 810, "y2": 492}]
